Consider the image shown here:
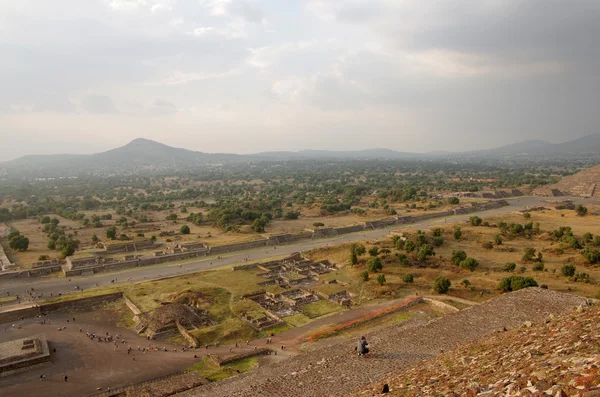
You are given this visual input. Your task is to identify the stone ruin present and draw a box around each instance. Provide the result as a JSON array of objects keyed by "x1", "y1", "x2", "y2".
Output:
[
  {"x1": 0, "y1": 336, "x2": 50, "y2": 374},
  {"x1": 142, "y1": 302, "x2": 213, "y2": 340}
]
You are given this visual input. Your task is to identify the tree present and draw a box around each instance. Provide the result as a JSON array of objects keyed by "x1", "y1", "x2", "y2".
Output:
[
  {"x1": 433, "y1": 276, "x2": 451, "y2": 294},
  {"x1": 470, "y1": 216, "x2": 482, "y2": 226},
  {"x1": 60, "y1": 238, "x2": 79, "y2": 257},
  {"x1": 459, "y1": 257, "x2": 479, "y2": 272},
  {"x1": 417, "y1": 244, "x2": 435, "y2": 261},
  {"x1": 284, "y1": 211, "x2": 300, "y2": 220},
  {"x1": 376, "y1": 274, "x2": 386, "y2": 286},
  {"x1": 368, "y1": 246, "x2": 379, "y2": 257},
  {"x1": 494, "y1": 234, "x2": 503, "y2": 245},
  {"x1": 432, "y1": 228, "x2": 444, "y2": 237},
  {"x1": 106, "y1": 226, "x2": 117, "y2": 240},
  {"x1": 402, "y1": 273, "x2": 414, "y2": 283},
  {"x1": 403, "y1": 239, "x2": 416, "y2": 252},
  {"x1": 367, "y1": 257, "x2": 383, "y2": 273},
  {"x1": 522, "y1": 247, "x2": 536, "y2": 261},
  {"x1": 180, "y1": 225, "x2": 191, "y2": 235},
  {"x1": 451, "y1": 250, "x2": 467, "y2": 265},
  {"x1": 350, "y1": 249, "x2": 358, "y2": 266},
  {"x1": 91, "y1": 234, "x2": 99, "y2": 243},
  {"x1": 47, "y1": 240, "x2": 56, "y2": 250},
  {"x1": 497, "y1": 276, "x2": 538, "y2": 292},
  {"x1": 532, "y1": 262, "x2": 544, "y2": 271},
  {"x1": 575, "y1": 205, "x2": 588, "y2": 217},
  {"x1": 461, "y1": 279, "x2": 471, "y2": 288},
  {"x1": 523, "y1": 212, "x2": 531, "y2": 219},
  {"x1": 448, "y1": 197, "x2": 460, "y2": 205},
  {"x1": 503, "y1": 262, "x2": 516, "y2": 272},
  {"x1": 359, "y1": 271, "x2": 369, "y2": 281},
  {"x1": 9, "y1": 234, "x2": 29, "y2": 251},
  {"x1": 432, "y1": 236, "x2": 444, "y2": 247},
  {"x1": 166, "y1": 213, "x2": 178, "y2": 221},
  {"x1": 40, "y1": 216, "x2": 51, "y2": 224},
  {"x1": 481, "y1": 241, "x2": 494, "y2": 250},
  {"x1": 582, "y1": 247, "x2": 600, "y2": 264},
  {"x1": 453, "y1": 226, "x2": 462, "y2": 240},
  {"x1": 354, "y1": 243, "x2": 366, "y2": 256}
]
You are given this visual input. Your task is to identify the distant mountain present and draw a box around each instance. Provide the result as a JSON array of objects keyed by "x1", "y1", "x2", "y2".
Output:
[{"x1": 1, "y1": 134, "x2": 599, "y2": 176}]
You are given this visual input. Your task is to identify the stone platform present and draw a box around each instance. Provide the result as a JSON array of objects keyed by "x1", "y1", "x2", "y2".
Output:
[{"x1": 0, "y1": 336, "x2": 50, "y2": 375}]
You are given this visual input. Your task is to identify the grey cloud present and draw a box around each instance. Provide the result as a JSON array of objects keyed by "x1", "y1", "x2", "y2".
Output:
[
  {"x1": 82, "y1": 95, "x2": 117, "y2": 113},
  {"x1": 150, "y1": 99, "x2": 177, "y2": 115}
]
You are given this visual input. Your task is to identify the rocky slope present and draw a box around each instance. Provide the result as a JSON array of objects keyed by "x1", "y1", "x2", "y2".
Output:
[
  {"x1": 358, "y1": 300, "x2": 599, "y2": 396},
  {"x1": 175, "y1": 289, "x2": 586, "y2": 397}
]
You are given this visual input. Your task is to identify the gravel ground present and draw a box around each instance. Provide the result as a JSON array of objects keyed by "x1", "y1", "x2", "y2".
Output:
[{"x1": 175, "y1": 288, "x2": 587, "y2": 397}]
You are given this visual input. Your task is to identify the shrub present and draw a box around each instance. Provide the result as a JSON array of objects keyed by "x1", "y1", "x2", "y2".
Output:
[
  {"x1": 38, "y1": 255, "x2": 50, "y2": 261},
  {"x1": 532, "y1": 262, "x2": 544, "y2": 271},
  {"x1": 403, "y1": 240, "x2": 416, "y2": 252},
  {"x1": 523, "y1": 212, "x2": 531, "y2": 219},
  {"x1": 180, "y1": 225, "x2": 191, "y2": 235},
  {"x1": 461, "y1": 279, "x2": 471, "y2": 288},
  {"x1": 376, "y1": 274, "x2": 387, "y2": 286},
  {"x1": 402, "y1": 273, "x2": 414, "y2": 283},
  {"x1": 481, "y1": 241, "x2": 494, "y2": 250},
  {"x1": 417, "y1": 244, "x2": 435, "y2": 261},
  {"x1": 494, "y1": 234, "x2": 503, "y2": 245},
  {"x1": 540, "y1": 284, "x2": 548, "y2": 289},
  {"x1": 561, "y1": 264, "x2": 576, "y2": 277},
  {"x1": 367, "y1": 257, "x2": 383, "y2": 273},
  {"x1": 47, "y1": 240, "x2": 56, "y2": 250},
  {"x1": 503, "y1": 262, "x2": 516, "y2": 272},
  {"x1": 582, "y1": 247, "x2": 600, "y2": 264},
  {"x1": 498, "y1": 276, "x2": 538, "y2": 292},
  {"x1": 166, "y1": 213, "x2": 178, "y2": 221},
  {"x1": 432, "y1": 228, "x2": 444, "y2": 237},
  {"x1": 575, "y1": 204, "x2": 588, "y2": 217},
  {"x1": 368, "y1": 247, "x2": 379, "y2": 257},
  {"x1": 432, "y1": 236, "x2": 444, "y2": 247},
  {"x1": 572, "y1": 272, "x2": 591, "y2": 283},
  {"x1": 433, "y1": 277, "x2": 451, "y2": 294},
  {"x1": 448, "y1": 197, "x2": 459, "y2": 205},
  {"x1": 470, "y1": 216, "x2": 482, "y2": 226},
  {"x1": 460, "y1": 257, "x2": 479, "y2": 272},
  {"x1": 9, "y1": 234, "x2": 29, "y2": 251},
  {"x1": 359, "y1": 271, "x2": 369, "y2": 281},
  {"x1": 451, "y1": 250, "x2": 467, "y2": 266},
  {"x1": 522, "y1": 247, "x2": 536, "y2": 261},
  {"x1": 453, "y1": 226, "x2": 462, "y2": 240},
  {"x1": 312, "y1": 222, "x2": 325, "y2": 228}
]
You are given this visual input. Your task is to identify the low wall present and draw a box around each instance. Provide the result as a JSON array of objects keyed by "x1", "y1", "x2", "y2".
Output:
[
  {"x1": 209, "y1": 239, "x2": 267, "y2": 255},
  {"x1": 334, "y1": 225, "x2": 365, "y2": 234},
  {"x1": 176, "y1": 321, "x2": 198, "y2": 348},
  {"x1": 423, "y1": 297, "x2": 460, "y2": 313},
  {"x1": 40, "y1": 292, "x2": 124, "y2": 314},
  {"x1": 307, "y1": 296, "x2": 423, "y2": 341},
  {"x1": 0, "y1": 306, "x2": 41, "y2": 324},
  {"x1": 122, "y1": 294, "x2": 142, "y2": 316},
  {"x1": 213, "y1": 348, "x2": 271, "y2": 366}
]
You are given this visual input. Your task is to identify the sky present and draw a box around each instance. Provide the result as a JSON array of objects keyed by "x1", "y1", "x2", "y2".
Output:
[{"x1": 1, "y1": 0, "x2": 599, "y2": 161}]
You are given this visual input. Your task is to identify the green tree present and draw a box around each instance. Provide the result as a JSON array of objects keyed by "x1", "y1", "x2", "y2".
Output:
[
  {"x1": 367, "y1": 257, "x2": 383, "y2": 273},
  {"x1": 91, "y1": 234, "x2": 99, "y2": 243},
  {"x1": 352, "y1": 243, "x2": 366, "y2": 256},
  {"x1": 575, "y1": 205, "x2": 588, "y2": 217},
  {"x1": 522, "y1": 247, "x2": 536, "y2": 261},
  {"x1": 376, "y1": 274, "x2": 386, "y2": 286},
  {"x1": 447, "y1": 197, "x2": 460, "y2": 205},
  {"x1": 403, "y1": 239, "x2": 416, "y2": 252},
  {"x1": 180, "y1": 225, "x2": 191, "y2": 235},
  {"x1": 433, "y1": 276, "x2": 451, "y2": 294},
  {"x1": 9, "y1": 234, "x2": 29, "y2": 251},
  {"x1": 451, "y1": 250, "x2": 467, "y2": 265},
  {"x1": 453, "y1": 226, "x2": 462, "y2": 240},
  {"x1": 494, "y1": 234, "x2": 503, "y2": 245},
  {"x1": 368, "y1": 247, "x2": 379, "y2": 257},
  {"x1": 461, "y1": 279, "x2": 471, "y2": 288},
  {"x1": 402, "y1": 273, "x2": 414, "y2": 283},
  {"x1": 561, "y1": 264, "x2": 576, "y2": 277},
  {"x1": 523, "y1": 212, "x2": 531, "y2": 219},
  {"x1": 417, "y1": 244, "x2": 435, "y2": 261},
  {"x1": 350, "y1": 249, "x2": 358, "y2": 266},
  {"x1": 470, "y1": 216, "x2": 482, "y2": 226},
  {"x1": 459, "y1": 257, "x2": 479, "y2": 272},
  {"x1": 47, "y1": 240, "x2": 56, "y2": 250},
  {"x1": 497, "y1": 276, "x2": 538, "y2": 292},
  {"x1": 166, "y1": 213, "x2": 178, "y2": 221},
  {"x1": 60, "y1": 238, "x2": 79, "y2": 257},
  {"x1": 106, "y1": 226, "x2": 117, "y2": 240},
  {"x1": 432, "y1": 228, "x2": 444, "y2": 237},
  {"x1": 503, "y1": 262, "x2": 516, "y2": 272},
  {"x1": 359, "y1": 271, "x2": 369, "y2": 281}
]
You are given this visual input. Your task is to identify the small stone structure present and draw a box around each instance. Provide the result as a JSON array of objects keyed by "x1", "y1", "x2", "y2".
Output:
[
  {"x1": 145, "y1": 303, "x2": 213, "y2": 340},
  {"x1": 0, "y1": 336, "x2": 50, "y2": 374}
]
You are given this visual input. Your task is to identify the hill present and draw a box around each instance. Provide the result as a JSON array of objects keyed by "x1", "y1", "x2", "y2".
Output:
[
  {"x1": 174, "y1": 288, "x2": 586, "y2": 397},
  {"x1": 534, "y1": 164, "x2": 600, "y2": 198},
  {"x1": 363, "y1": 299, "x2": 598, "y2": 396},
  {"x1": 2, "y1": 134, "x2": 600, "y2": 176}
]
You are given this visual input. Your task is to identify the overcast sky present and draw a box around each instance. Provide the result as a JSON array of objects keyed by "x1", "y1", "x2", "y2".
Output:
[{"x1": 1, "y1": 0, "x2": 599, "y2": 160}]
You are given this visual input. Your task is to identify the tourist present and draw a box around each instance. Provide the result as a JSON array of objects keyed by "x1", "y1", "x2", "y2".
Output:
[{"x1": 356, "y1": 336, "x2": 369, "y2": 357}]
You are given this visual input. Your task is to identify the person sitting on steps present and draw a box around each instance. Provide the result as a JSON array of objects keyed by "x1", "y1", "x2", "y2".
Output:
[{"x1": 356, "y1": 336, "x2": 369, "y2": 357}]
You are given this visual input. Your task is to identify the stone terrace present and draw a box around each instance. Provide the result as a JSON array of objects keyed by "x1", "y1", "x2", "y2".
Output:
[{"x1": 175, "y1": 288, "x2": 586, "y2": 397}]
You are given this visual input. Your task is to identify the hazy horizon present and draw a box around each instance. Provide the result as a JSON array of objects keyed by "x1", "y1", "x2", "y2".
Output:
[{"x1": 1, "y1": 1, "x2": 599, "y2": 161}]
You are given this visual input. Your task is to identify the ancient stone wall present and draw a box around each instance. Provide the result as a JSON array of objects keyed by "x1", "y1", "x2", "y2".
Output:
[
  {"x1": 0, "y1": 306, "x2": 41, "y2": 324},
  {"x1": 209, "y1": 239, "x2": 267, "y2": 254},
  {"x1": 40, "y1": 292, "x2": 124, "y2": 314}
]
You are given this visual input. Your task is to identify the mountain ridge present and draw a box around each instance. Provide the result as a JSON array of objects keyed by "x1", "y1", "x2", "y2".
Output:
[{"x1": 2, "y1": 134, "x2": 599, "y2": 175}]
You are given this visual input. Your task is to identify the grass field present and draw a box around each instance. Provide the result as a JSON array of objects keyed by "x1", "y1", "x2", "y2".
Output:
[{"x1": 187, "y1": 356, "x2": 259, "y2": 382}]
